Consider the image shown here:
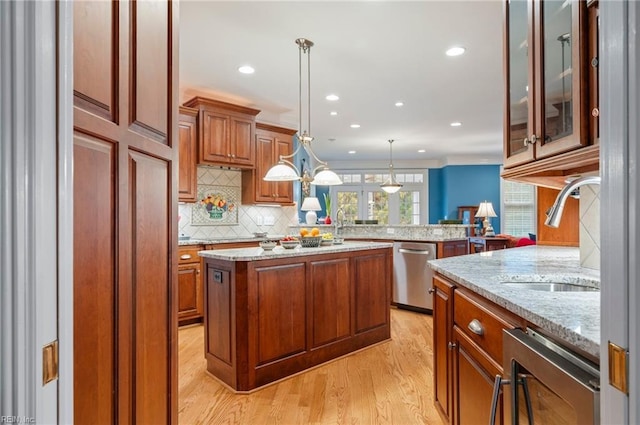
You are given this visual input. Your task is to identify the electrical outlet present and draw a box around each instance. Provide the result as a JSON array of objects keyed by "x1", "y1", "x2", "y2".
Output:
[
  {"x1": 386, "y1": 228, "x2": 395, "y2": 234},
  {"x1": 433, "y1": 228, "x2": 443, "y2": 235},
  {"x1": 264, "y1": 216, "x2": 275, "y2": 226}
]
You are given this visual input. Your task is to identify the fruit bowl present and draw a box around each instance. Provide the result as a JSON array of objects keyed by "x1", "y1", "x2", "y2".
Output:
[
  {"x1": 259, "y1": 240, "x2": 278, "y2": 250},
  {"x1": 300, "y1": 236, "x2": 322, "y2": 248},
  {"x1": 280, "y1": 239, "x2": 300, "y2": 249}
]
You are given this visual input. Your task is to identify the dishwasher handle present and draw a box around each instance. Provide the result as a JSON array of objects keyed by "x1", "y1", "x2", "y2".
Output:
[{"x1": 398, "y1": 248, "x2": 431, "y2": 255}]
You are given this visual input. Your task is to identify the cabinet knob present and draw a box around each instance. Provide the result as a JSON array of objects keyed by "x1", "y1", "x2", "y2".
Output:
[
  {"x1": 523, "y1": 135, "x2": 538, "y2": 147},
  {"x1": 196, "y1": 269, "x2": 200, "y2": 275},
  {"x1": 231, "y1": 154, "x2": 236, "y2": 158},
  {"x1": 448, "y1": 342, "x2": 457, "y2": 350},
  {"x1": 428, "y1": 288, "x2": 435, "y2": 294},
  {"x1": 468, "y1": 319, "x2": 485, "y2": 336},
  {"x1": 227, "y1": 153, "x2": 232, "y2": 157}
]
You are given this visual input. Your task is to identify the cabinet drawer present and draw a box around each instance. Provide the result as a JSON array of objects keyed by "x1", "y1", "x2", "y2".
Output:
[
  {"x1": 453, "y1": 289, "x2": 522, "y2": 363},
  {"x1": 178, "y1": 246, "x2": 202, "y2": 265}
]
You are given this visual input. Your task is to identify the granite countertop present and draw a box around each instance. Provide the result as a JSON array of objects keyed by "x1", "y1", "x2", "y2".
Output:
[
  {"x1": 428, "y1": 246, "x2": 600, "y2": 358},
  {"x1": 179, "y1": 235, "x2": 285, "y2": 246},
  {"x1": 199, "y1": 241, "x2": 393, "y2": 261}
]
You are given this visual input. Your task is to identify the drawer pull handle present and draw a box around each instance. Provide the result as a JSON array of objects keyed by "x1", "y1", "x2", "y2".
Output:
[
  {"x1": 447, "y1": 342, "x2": 457, "y2": 350},
  {"x1": 468, "y1": 319, "x2": 484, "y2": 336},
  {"x1": 180, "y1": 254, "x2": 192, "y2": 260}
]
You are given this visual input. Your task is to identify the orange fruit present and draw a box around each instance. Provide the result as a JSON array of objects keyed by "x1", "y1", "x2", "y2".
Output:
[
  {"x1": 300, "y1": 228, "x2": 309, "y2": 237},
  {"x1": 311, "y1": 227, "x2": 320, "y2": 236}
]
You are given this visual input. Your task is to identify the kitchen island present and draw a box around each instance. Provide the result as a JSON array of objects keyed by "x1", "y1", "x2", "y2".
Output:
[{"x1": 198, "y1": 241, "x2": 393, "y2": 392}]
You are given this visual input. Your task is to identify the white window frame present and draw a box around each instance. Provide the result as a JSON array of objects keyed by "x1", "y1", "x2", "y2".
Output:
[{"x1": 330, "y1": 170, "x2": 428, "y2": 225}]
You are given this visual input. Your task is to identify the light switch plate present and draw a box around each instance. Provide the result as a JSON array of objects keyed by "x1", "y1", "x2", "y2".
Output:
[
  {"x1": 433, "y1": 228, "x2": 443, "y2": 235},
  {"x1": 386, "y1": 228, "x2": 395, "y2": 234}
]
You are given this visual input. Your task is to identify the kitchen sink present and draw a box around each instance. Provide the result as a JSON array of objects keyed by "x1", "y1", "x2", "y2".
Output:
[
  {"x1": 496, "y1": 274, "x2": 600, "y2": 292},
  {"x1": 499, "y1": 281, "x2": 599, "y2": 292}
]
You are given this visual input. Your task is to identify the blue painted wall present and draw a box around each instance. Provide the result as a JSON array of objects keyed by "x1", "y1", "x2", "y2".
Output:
[{"x1": 428, "y1": 165, "x2": 501, "y2": 231}]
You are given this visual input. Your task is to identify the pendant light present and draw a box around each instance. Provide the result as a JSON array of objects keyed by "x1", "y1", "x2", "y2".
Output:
[
  {"x1": 263, "y1": 38, "x2": 342, "y2": 186},
  {"x1": 380, "y1": 139, "x2": 403, "y2": 193}
]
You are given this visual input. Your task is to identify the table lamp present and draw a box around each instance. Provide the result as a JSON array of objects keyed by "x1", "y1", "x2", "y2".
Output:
[
  {"x1": 475, "y1": 201, "x2": 497, "y2": 236},
  {"x1": 300, "y1": 196, "x2": 322, "y2": 225}
]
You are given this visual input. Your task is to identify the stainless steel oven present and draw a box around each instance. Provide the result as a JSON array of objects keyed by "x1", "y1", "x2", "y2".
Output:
[{"x1": 490, "y1": 328, "x2": 600, "y2": 425}]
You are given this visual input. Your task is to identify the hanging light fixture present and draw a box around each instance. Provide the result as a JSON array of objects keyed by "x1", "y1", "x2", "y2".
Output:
[
  {"x1": 380, "y1": 139, "x2": 403, "y2": 194},
  {"x1": 263, "y1": 38, "x2": 342, "y2": 186}
]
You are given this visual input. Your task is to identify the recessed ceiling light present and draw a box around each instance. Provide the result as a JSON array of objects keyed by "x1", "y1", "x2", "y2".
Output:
[
  {"x1": 418, "y1": 149, "x2": 426, "y2": 153},
  {"x1": 446, "y1": 46, "x2": 466, "y2": 57},
  {"x1": 395, "y1": 101, "x2": 404, "y2": 107},
  {"x1": 450, "y1": 122, "x2": 462, "y2": 127},
  {"x1": 350, "y1": 124, "x2": 360, "y2": 129},
  {"x1": 348, "y1": 150, "x2": 356, "y2": 154},
  {"x1": 326, "y1": 94, "x2": 340, "y2": 101},
  {"x1": 238, "y1": 65, "x2": 255, "y2": 74},
  {"x1": 330, "y1": 111, "x2": 338, "y2": 116}
]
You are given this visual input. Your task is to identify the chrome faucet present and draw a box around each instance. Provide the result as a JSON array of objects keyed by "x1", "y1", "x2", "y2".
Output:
[
  {"x1": 335, "y1": 207, "x2": 345, "y2": 235},
  {"x1": 545, "y1": 175, "x2": 601, "y2": 228}
]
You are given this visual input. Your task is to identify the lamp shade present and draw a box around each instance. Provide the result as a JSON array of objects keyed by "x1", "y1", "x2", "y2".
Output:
[
  {"x1": 264, "y1": 163, "x2": 300, "y2": 181},
  {"x1": 475, "y1": 201, "x2": 497, "y2": 218},
  {"x1": 311, "y1": 169, "x2": 343, "y2": 186},
  {"x1": 300, "y1": 197, "x2": 322, "y2": 211}
]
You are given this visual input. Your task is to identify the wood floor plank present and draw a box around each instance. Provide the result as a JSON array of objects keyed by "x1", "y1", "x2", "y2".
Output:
[{"x1": 178, "y1": 308, "x2": 444, "y2": 424}]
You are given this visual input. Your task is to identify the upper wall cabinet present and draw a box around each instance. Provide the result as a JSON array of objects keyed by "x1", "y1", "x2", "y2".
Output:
[
  {"x1": 178, "y1": 106, "x2": 198, "y2": 202},
  {"x1": 502, "y1": 0, "x2": 599, "y2": 189},
  {"x1": 242, "y1": 123, "x2": 297, "y2": 205},
  {"x1": 183, "y1": 97, "x2": 260, "y2": 169}
]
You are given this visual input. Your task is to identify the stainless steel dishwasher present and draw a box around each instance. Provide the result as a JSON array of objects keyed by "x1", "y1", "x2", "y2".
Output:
[{"x1": 393, "y1": 241, "x2": 436, "y2": 314}]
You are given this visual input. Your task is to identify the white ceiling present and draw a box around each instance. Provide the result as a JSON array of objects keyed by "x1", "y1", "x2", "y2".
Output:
[{"x1": 179, "y1": 1, "x2": 505, "y2": 165}]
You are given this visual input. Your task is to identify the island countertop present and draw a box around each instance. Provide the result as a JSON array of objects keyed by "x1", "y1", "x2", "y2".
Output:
[
  {"x1": 198, "y1": 241, "x2": 394, "y2": 261},
  {"x1": 428, "y1": 246, "x2": 600, "y2": 358}
]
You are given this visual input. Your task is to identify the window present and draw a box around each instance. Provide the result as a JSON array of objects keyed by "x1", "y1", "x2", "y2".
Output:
[
  {"x1": 502, "y1": 180, "x2": 536, "y2": 236},
  {"x1": 331, "y1": 171, "x2": 427, "y2": 224}
]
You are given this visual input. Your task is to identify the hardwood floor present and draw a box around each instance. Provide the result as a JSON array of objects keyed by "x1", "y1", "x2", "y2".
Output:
[{"x1": 178, "y1": 307, "x2": 444, "y2": 424}]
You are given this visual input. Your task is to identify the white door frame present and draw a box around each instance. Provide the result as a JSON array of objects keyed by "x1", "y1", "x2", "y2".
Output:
[
  {"x1": 600, "y1": 1, "x2": 637, "y2": 423},
  {"x1": 0, "y1": 0, "x2": 70, "y2": 422}
]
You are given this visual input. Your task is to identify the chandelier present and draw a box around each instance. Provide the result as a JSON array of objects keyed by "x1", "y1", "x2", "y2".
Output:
[
  {"x1": 263, "y1": 38, "x2": 342, "y2": 186},
  {"x1": 380, "y1": 139, "x2": 403, "y2": 193}
]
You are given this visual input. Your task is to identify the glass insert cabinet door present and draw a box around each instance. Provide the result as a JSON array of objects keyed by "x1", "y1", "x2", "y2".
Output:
[{"x1": 504, "y1": 0, "x2": 588, "y2": 168}]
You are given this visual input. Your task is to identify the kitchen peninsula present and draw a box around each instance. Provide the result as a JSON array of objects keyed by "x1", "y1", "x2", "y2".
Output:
[{"x1": 198, "y1": 241, "x2": 393, "y2": 392}]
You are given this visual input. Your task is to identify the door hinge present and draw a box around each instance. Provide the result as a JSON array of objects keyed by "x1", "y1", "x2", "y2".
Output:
[
  {"x1": 608, "y1": 341, "x2": 628, "y2": 394},
  {"x1": 42, "y1": 340, "x2": 59, "y2": 385}
]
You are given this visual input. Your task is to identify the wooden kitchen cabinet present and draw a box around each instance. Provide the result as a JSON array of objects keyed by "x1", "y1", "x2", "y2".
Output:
[
  {"x1": 183, "y1": 96, "x2": 260, "y2": 168},
  {"x1": 242, "y1": 123, "x2": 297, "y2": 205},
  {"x1": 178, "y1": 246, "x2": 203, "y2": 325},
  {"x1": 178, "y1": 106, "x2": 198, "y2": 202},
  {"x1": 437, "y1": 240, "x2": 469, "y2": 258},
  {"x1": 73, "y1": 1, "x2": 179, "y2": 423},
  {"x1": 433, "y1": 274, "x2": 455, "y2": 424},
  {"x1": 501, "y1": 0, "x2": 599, "y2": 189},
  {"x1": 433, "y1": 274, "x2": 526, "y2": 425}
]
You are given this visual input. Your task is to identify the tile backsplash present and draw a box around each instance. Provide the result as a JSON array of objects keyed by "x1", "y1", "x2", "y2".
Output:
[
  {"x1": 579, "y1": 184, "x2": 600, "y2": 270},
  {"x1": 178, "y1": 166, "x2": 299, "y2": 239}
]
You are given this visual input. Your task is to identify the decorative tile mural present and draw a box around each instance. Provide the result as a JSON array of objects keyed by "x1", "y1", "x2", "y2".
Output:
[{"x1": 192, "y1": 185, "x2": 239, "y2": 225}]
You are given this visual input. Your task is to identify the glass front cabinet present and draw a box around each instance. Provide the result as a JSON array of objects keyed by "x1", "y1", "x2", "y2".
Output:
[{"x1": 503, "y1": 0, "x2": 599, "y2": 174}]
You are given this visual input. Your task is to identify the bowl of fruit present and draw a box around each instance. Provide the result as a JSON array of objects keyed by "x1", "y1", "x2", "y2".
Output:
[
  {"x1": 320, "y1": 232, "x2": 334, "y2": 246},
  {"x1": 299, "y1": 227, "x2": 322, "y2": 247},
  {"x1": 279, "y1": 236, "x2": 300, "y2": 249}
]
